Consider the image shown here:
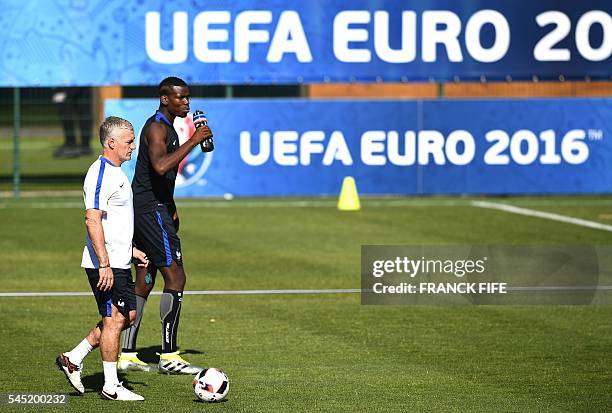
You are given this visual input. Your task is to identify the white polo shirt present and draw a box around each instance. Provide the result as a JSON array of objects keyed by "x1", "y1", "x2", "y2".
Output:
[{"x1": 81, "y1": 157, "x2": 133, "y2": 269}]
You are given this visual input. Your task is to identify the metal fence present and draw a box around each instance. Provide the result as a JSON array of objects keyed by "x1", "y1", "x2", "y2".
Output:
[{"x1": 0, "y1": 87, "x2": 96, "y2": 195}]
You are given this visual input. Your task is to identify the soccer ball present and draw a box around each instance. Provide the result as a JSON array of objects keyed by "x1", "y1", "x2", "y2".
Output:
[{"x1": 193, "y1": 368, "x2": 229, "y2": 402}]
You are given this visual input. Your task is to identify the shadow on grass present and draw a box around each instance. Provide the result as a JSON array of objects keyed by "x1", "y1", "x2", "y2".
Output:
[
  {"x1": 135, "y1": 346, "x2": 205, "y2": 364},
  {"x1": 193, "y1": 398, "x2": 229, "y2": 404},
  {"x1": 82, "y1": 371, "x2": 148, "y2": 393},
  {"x1": 68, "y1": 349, "x2": 205, "y2": 394}
]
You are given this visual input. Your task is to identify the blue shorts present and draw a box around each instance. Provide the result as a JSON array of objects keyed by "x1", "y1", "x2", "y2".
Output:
[
  {"x1": 86, "y1": 267, "x2": 136, "y2": 318},
  {"x1": 133, "y1": 204, "x2": 183, "y2": 267}
]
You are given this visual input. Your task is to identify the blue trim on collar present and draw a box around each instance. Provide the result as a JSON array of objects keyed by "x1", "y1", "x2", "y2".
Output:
[
  {"x1": 99, "y1": 156, "x2": 116, "y2": 167},
  {"x1": 155, "y1": 111, "x2": 172, "y2": 126}
]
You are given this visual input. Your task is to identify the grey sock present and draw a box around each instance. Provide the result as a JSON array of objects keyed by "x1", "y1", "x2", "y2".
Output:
[
  {"x1": 121, "y1": 295, "x2": 147, "y2": 352},
  {"x1": 160, "y1": 289, "x2": 182, "y2": 353}
]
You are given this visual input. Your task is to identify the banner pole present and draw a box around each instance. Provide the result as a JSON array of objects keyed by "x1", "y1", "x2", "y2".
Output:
[
  {"x1": 437, "y1": 83, "x2": 445, "y2": 98},
  {"x1": 13, "y1": 87, "x2": 21, "y2": 198}
]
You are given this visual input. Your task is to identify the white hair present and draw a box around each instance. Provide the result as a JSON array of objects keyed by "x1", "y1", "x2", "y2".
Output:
[{"x1": 99, "y1": 116, "x2": 133, "y2": 147}]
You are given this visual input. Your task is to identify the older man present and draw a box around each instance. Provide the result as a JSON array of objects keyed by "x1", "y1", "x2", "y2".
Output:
[{"x1": 56, "y1": 116, "x2": 148, "y2": 401}]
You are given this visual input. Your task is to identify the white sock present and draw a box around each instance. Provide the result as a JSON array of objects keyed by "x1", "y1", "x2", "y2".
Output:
[
  {"x1": 102, "y1": 361, "x2": 119, "y2": 388},
  {"x1": 67, "y1": 339, "x2": 93, "y2": 365}
]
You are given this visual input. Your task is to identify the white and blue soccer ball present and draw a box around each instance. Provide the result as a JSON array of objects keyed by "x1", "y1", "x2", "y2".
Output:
[{"x1": 193, "y1": 368, "x2": 229, "y2": 402}]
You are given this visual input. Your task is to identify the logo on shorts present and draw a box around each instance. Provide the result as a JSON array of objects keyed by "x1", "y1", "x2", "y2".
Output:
[
  {"x1": 117, "y1": 299, "x2": 125, "y2": 307},
  {"x1": 176, "y1": 250, "x2": 182, "y2": 260}
]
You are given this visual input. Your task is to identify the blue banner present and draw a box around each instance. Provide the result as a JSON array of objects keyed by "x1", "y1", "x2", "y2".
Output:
[
  {"x1": 2, "y1": 0, "x2": 611, "y2": 86},
  {"x1": 106, "y1": 98, "x2": 612, "y2": 196}
]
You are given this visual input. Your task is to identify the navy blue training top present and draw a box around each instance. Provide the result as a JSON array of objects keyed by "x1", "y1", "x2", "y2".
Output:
[{"x1": 132, "y1": 111, "x2": 180, "y2": 213}]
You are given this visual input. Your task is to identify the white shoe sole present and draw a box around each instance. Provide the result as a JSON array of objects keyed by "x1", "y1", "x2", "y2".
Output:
[
  {"x1": 101, "y1": 389, "x2": 144, "y2": 401},
  {"x1": 118, "y1": 361, "x2": 156, "y2": 372},
  {"x1": 55, "y1": 354, "x2": 85, "y2": 394},
  {"x1": 158, "y1": 362, "x2": 202, "y2": 375}
]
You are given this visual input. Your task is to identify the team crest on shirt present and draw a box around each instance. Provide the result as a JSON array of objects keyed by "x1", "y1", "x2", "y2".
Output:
[{"x1": 174, "y1": 115, "x2": 213, "y2": 189}]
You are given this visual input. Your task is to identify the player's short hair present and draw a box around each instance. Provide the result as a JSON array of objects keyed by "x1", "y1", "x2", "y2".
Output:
[
  {"x1": 99, "y1": 116, "x2": 134, "y2": 147},
  {"x1": 159, "y1": 76, "x2": 188, "y2": 97}
]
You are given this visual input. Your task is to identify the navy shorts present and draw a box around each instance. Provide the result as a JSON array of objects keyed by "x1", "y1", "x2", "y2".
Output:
[
  {"x1": 86, "y1": 267, "x2": 136, "y2": 318},
  {"x1": 133, "y1": 204, "x2": 183, "y2": 267}
]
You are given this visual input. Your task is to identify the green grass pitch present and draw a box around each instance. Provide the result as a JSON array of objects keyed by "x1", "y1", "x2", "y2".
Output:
[{"x1": 0, "y1": 196, "x2": 611, "y2": 412}]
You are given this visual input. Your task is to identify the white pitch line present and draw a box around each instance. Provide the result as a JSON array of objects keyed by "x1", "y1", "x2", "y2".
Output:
[
  {"x1": 507, "y1": 285, "x2": 612, "y2": 291},
  {"x1": 472, "y1": 201, "x2": 612, "y2": 233},
  {"x1": 0, "y1": 289, "x2": 362, "y2": 297},
  {"x1": 0, "y1": 202, "x2": 83, "y2": 209},
  {"x1": 3, "y1": 198, "x2": 612, "y2": 209},
  {"x1": 2, "y1": 286, "x2": 611, "y2": 298},
  {"x1": 0, "y1": 199, "x2": 474, "y2": 209}
]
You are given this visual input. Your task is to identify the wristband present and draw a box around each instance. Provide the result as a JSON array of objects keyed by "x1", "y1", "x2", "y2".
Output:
[{"x1": 99, "y1": 264, "x2": 110, "y2": 268}]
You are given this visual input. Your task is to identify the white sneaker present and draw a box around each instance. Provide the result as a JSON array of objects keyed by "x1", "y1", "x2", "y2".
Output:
[
  {"x1": 159, "y1": 351, "x2": 202, "y2": 375},
  {"x1": 55, "y1": 353, "x2": 84, "y2": 394},
  {"x1": 118, "y1": 352, "x2": 155, "y2": 372},
  {"x1": 101, "y1": 382, "x2": 144, "y2": 401}
]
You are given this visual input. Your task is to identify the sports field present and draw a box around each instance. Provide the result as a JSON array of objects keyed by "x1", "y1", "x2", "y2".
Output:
[{"x1": 0, "y1": 196, "x2": 611, "y2": 412}]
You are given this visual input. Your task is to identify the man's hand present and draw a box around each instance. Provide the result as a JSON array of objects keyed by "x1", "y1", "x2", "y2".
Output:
[
  {"x1": 97, "y1": 267, "x2": 114, "y2": 291},
  {"x1": 132, "y1": 247, "x2": 149, "y2": 268},
  {"x1": 191, "y1": 124, "x2": 213, "y2": 145}
]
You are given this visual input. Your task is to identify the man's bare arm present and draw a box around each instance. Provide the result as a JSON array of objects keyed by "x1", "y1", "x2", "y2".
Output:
[
  {"x1": 147, "y1": 122, "x2": 213, "y2": 176},
  {"x1": 85, "y1": 208, "x2": 114, "y2": 291}
]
